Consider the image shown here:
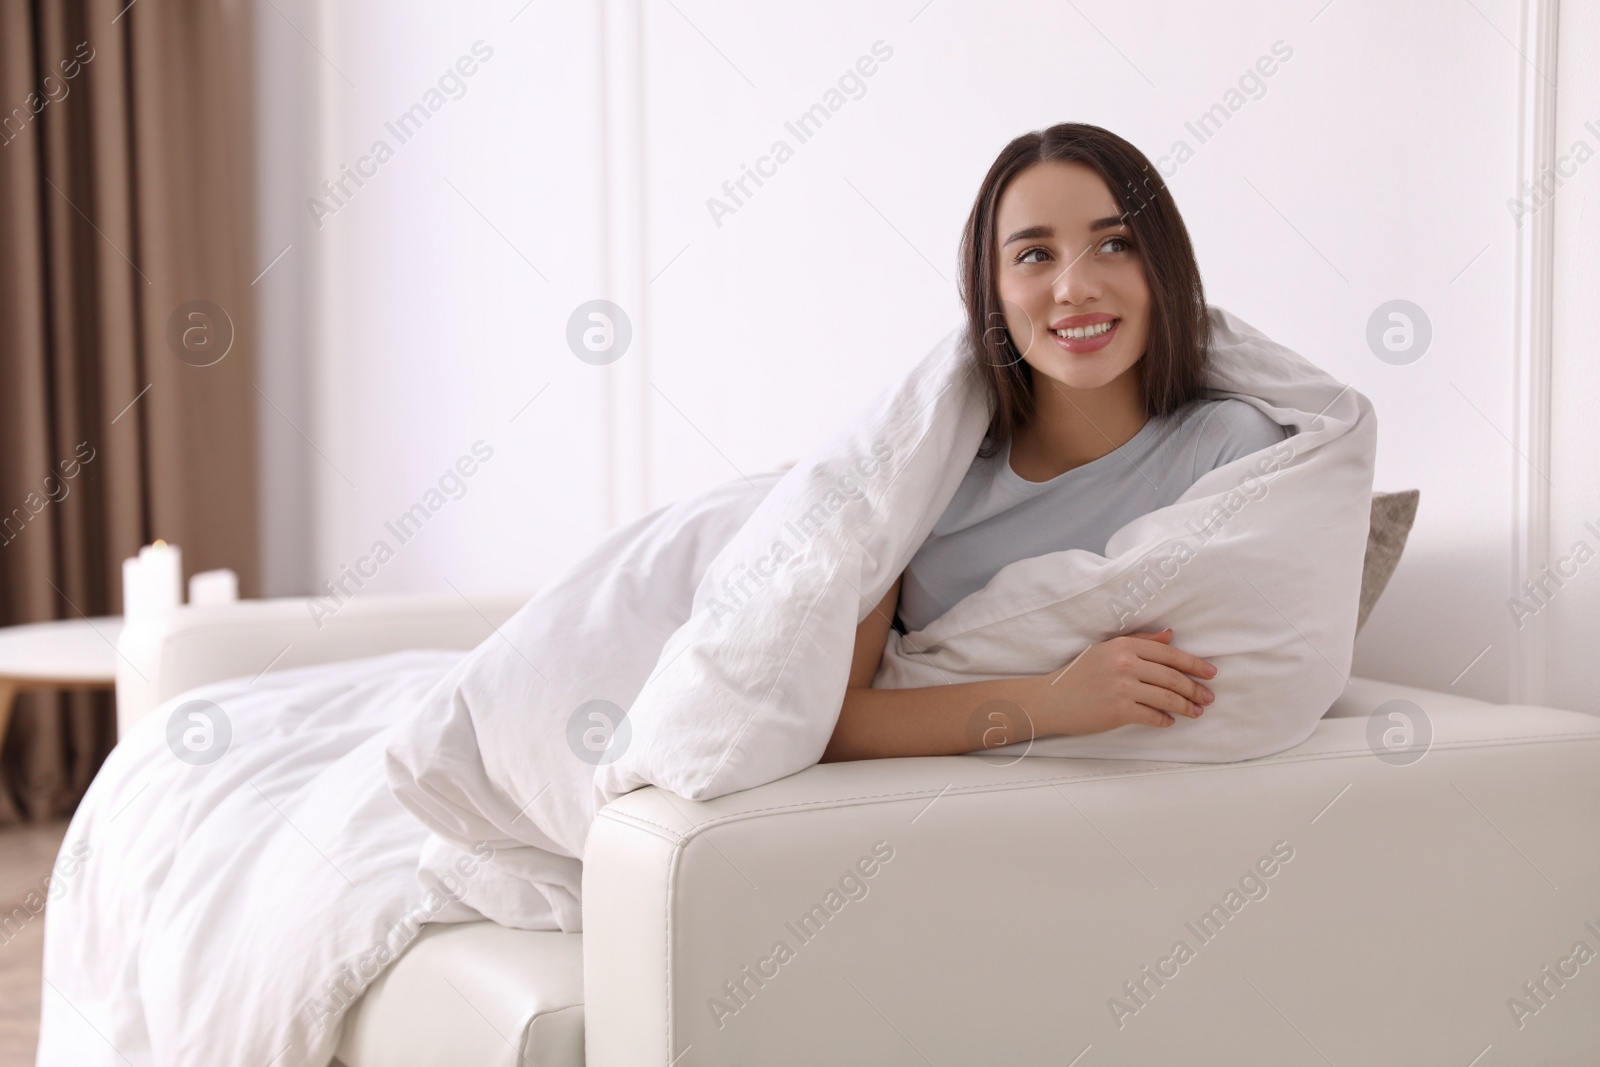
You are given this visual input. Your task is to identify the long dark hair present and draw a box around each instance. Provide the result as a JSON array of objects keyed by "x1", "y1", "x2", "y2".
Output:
[{"x1": 958, "y1": 123, "x2": 1211, "y2": 459}]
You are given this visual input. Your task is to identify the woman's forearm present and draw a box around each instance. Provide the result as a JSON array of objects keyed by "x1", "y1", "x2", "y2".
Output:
[{"x1": 820, "y1": 675, "x2": 1046, "y2": 762}]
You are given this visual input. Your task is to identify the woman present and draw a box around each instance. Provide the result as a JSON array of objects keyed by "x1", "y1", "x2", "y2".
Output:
[{"x1": 822, "y1": 123, "x2": 1289, "y2": 763}]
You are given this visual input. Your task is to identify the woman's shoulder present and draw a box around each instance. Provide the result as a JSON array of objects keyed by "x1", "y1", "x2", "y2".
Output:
[
  {"x1": 1190, "y1": 396, "x2": 1285, "y2": 436},
  {"x1": 1185, "y1": 396, "x2": 1291, "y2": 473}
]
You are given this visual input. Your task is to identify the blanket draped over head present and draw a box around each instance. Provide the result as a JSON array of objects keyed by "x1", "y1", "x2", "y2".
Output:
[{"x1": 36, "y1": 305, "x2": 1374, "y2": 1067}]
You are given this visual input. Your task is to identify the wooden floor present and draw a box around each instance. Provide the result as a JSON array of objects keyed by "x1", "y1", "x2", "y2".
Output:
[{"x1": 0, "y1": 821, "x2": 70, "y2": 1067}]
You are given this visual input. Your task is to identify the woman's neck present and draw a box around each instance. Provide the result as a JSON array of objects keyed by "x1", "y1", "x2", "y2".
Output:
[{"x1": 1008, "y1": 365, "x2": 1148, "y2": 482}]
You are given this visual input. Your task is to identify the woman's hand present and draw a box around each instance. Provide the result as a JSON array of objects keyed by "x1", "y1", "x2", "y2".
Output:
[{"x1": 1027, "y1": 627, "x2": 1218, "y2": 736}]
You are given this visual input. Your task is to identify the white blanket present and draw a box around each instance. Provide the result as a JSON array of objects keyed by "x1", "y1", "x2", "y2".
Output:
[
  {"x1": 386, "y1": 303, "x2": 1377, "y2": 929},
  {"x1": 38, "y1": 305, "x2": 1375, "y2": 1066},
  {"x1": 35, "y1": 651, "x2": 481, "y2": 1067}
]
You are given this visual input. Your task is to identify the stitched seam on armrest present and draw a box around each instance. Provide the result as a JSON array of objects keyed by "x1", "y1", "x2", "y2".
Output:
[
  {"x1": 603, "y1": 729, "x2": 1600, "y2": 842},
  {"x1": 595, "y1": 808, "x2": 686, "y2": 843}
]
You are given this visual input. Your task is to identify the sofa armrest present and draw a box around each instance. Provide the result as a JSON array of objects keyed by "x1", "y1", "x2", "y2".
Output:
[
  {"x1": 583, "y1": 701, "x2": 1600, "y2": 1065},
  {"x1": 114, "y1": 591, "x2": 528, "y2": 737}
]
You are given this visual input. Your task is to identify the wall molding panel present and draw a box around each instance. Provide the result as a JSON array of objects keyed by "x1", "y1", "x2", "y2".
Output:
[{"x1": 1508, "y1": 0, "x2": 1561, "y2": 705}]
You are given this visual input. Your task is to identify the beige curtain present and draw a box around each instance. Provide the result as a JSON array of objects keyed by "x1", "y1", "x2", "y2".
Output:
[{"x1": 0, "y1": 0, "x2": 259, "y2": 824}]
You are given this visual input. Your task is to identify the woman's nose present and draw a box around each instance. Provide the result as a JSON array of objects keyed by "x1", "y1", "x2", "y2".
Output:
[{"x1": 1051, "y1": 249, "x2": 1100, "y2": 305}]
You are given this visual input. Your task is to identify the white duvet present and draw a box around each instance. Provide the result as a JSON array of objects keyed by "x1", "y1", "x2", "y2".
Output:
[
  {"x1": 36, "y1": 306, "x2": 1376, "y2": 1066},
  {"x1": 35, "y1": 651, "x2": 479, "y2": 1067}
]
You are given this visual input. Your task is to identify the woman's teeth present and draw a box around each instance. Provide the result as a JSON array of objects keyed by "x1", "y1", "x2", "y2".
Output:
[{"x1": 1054, "y1": 320, "x2": 1116, "y2": 340}]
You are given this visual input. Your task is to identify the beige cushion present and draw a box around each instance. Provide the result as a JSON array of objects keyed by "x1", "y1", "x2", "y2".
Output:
[
  {"x1": 333, "y1": 922, "x2": 583, "y2": 1067},
  {"x1": 1357, "y1": 489, "x2": 1419, "y2": 632}
]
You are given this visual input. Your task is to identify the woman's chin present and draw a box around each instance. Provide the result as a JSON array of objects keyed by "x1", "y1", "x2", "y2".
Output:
[{"x1": 1029, "y1": 354, "x2": 1131, "y2": 392}]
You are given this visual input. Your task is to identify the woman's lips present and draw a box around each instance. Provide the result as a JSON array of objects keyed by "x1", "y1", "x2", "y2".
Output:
[{"x1": 1051, "y1": 318, "x2": 1120, "y2": 354}]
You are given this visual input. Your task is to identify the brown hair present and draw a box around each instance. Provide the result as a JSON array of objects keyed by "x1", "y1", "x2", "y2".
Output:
[{"x1": 958, "y1": 123, "x2": 1211, "y2": 459}]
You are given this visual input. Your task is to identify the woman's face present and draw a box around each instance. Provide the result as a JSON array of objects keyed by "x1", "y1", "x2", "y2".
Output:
[{"x1": 992, "y1": 160, "x2": 1150, "y2": 392}]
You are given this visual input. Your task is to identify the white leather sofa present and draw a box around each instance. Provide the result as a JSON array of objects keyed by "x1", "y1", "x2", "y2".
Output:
[{"x1": 115, "y1": 596, "x2": 1600, "y2": 1065}]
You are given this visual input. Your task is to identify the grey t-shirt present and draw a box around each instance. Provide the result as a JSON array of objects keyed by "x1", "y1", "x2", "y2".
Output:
[{"x1": 894, "y1": 397, "x2": 1292, "y2": 634}]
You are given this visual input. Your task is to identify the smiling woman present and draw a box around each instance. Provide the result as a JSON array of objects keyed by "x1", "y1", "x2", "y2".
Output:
[
  {"x1": 965, "y1": 125, "x2": 1213, "y2": 463},
  {"x1": 822, "y1": 122, "x2": 1290, "y2": 764}
]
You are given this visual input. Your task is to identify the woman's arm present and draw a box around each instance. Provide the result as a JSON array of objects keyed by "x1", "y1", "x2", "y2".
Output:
[
  {"x1": 825, "y1": 573, "x2": 1021, "y2": 762},
  {"x1": 820, "y1": 575, "x2": 1218, "y2": 763}
]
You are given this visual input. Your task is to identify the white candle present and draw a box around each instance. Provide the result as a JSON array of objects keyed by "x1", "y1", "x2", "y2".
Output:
[
  {"x1": 121, "y1": 556, "x2": 148, "y2": 618},
  {"x1": 139, "y1": 540, "x2": 183, "y2": 611},
  {"x1": 188, "y1": 568, "x2": 238, "y2": 606}
]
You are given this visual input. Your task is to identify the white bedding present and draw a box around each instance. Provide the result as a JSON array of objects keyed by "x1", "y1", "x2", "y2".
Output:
[
  {"x1": 599, "y1": 303, "x2": 1376, "y2": 788},
  {"x1": 36, "y1": 305, "x2": 1376, "y2": 1067},
  {"x1": 388, "y1": 305, "x2": 1376, "y2": 938},
  {"x1": 35, "y1": 651, "x2": 478, "y2": 1067}
]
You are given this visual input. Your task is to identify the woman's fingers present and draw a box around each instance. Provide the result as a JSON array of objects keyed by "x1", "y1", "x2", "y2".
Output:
[
  {"x1": 1094, "y1": 639, "x2": 1216, "y2": 729},
  {"x1": 1135, "y1": 682, "x2": 1201, "y2": 721},
  {"x1": 1135, "y1": 659, "x2": 1214, "y2": 707},
  {"x1": 1134, "y1": 701, "x2": 1177, "y2": 727},
  {"x1": 1127, "y1": 632, "x2": 1217, "y2": 679}
]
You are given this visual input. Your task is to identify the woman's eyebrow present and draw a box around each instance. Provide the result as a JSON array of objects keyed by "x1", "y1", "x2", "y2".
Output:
[{"x1": 1000, "y1": 216, "x2": 1126, "y2": 247}]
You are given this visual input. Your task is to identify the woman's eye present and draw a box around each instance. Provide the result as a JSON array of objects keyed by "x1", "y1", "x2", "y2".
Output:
[{"x1": 1014, "y1": 237, "x2": 1130, "y2": 265}]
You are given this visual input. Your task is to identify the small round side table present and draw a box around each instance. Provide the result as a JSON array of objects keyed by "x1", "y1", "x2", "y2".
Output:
[{"x1": 0, "y1": 616, "x2": 122, "y2": 754}]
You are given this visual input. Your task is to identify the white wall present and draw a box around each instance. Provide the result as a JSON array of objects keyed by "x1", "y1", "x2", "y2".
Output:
[
  {"x1": 253, "y1": 0, "x2": 1596, "y2": 709},
  {"x1": 255, "y1": 1, "x2": 612, "y2": 606}
]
